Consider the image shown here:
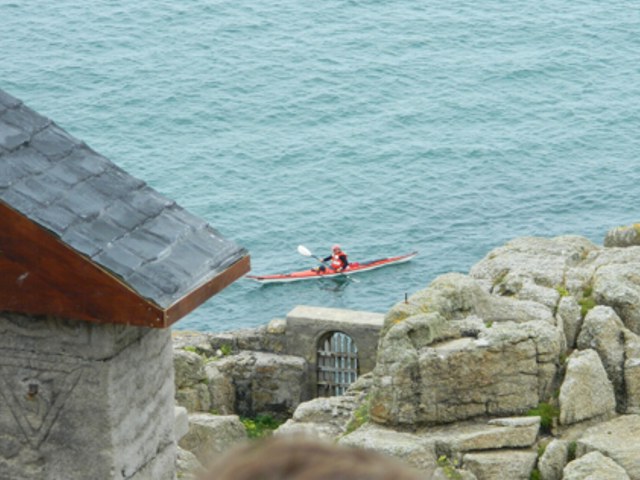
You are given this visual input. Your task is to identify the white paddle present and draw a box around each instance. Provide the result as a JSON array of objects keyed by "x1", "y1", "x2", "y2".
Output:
[{"x1": 297, "y1": 245, "x2": 359, "y2": 283}]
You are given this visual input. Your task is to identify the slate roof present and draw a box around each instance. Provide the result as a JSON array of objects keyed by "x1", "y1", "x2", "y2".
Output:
[{"x1": 0, "y1": 88, "x2": 248, "y2": 310}]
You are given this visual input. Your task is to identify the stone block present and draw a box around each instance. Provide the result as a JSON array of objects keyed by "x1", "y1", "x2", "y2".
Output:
[
  {"x1": 178, "y1": 413, "x2": 247, "y2": 465},
  {"x1": 339, "y1": 423, "x2": 438, "y2": 475},
  {"x1": 576, "y1": 415, "x2": 640, "y2": 479},
  {"x1": 0, "y1": 314, "x2": 176, "y2": 480},
  {"x1": 559, "y1": 349, "x2": 616, "y2": 425},
  {"x1": 563, "y1": 451, "x2": 630, "y2": 480},
  {"x1": 175, "y1": 406, "x2": 190, "y2": 441},
  {"x1": 463, "y1": 450, "x2": 537, "y2": 480}
]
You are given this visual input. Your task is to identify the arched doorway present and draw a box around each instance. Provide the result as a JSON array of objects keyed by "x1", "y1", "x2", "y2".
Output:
[{"x1": 316, "y1": 331, "x2": 358, "y2": 397}]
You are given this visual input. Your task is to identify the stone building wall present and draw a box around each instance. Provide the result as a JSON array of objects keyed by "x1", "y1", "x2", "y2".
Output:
[{"x1": 0, "y1": 314, "x2": 176, "y2": 480}]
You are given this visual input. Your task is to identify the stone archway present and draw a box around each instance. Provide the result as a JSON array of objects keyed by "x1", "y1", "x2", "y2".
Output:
[{"x1": 316, "y1": 331, "x2": 359, "y2": 397}]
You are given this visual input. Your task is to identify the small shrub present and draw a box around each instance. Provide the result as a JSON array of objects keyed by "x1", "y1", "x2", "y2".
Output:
[
  {"x1": 183, "y1": 346, "x2": 198, "y2": 354},
  {"x1": 578, "y1": 296, "x2": 596, "y2": 317},
  {"x1": 241, "y1": 414, "x2": 283, "y2": 439},
  {"x1": 436, "y1": 456, "x2": 463, "y2": 480},
  {"x1": 530, "y1": 468, "x2": 541, "y2": 480},
  {"x1": 345, "y1": 395, "x2": 371, "y2": 434},
  {"x1": 555, "y1": 285, "x2": 569, "y2": 297},
  {"x1": 527, "y1": 402, "x2": 559, "y2": 434},
  {"x1": 537, "y1": 442, "x2": 547, "y2": 458},
  {"x1": 220, "y1": 344, "x2": 233, "y2": 356}
]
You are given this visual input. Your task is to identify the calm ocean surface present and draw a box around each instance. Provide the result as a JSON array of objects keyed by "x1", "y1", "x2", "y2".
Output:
[{"x1": 3, "y1": 1, "x2": 640, "y2": 332}]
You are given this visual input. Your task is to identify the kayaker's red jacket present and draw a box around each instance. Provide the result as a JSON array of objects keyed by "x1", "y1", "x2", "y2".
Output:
[{"x1": 323, "y1": 250, "x2": 349, "y2": 271}]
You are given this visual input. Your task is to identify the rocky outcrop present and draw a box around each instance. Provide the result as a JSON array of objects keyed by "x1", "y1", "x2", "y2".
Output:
[
  {"x1": 338, "y1": 423, "x2": 439, "y2": 475},
  {"x1": 575, "y1": 415, "x2": 640, "y2": 479},
  {"x1": 559, "y1": 349, "x2": 616, "y2": 425},
  {"x1": 172, "y1": 225, "x2": 640, "y2": 480},
  {"x1": 370, "y1": 276, "x2": 564, "y2": 427},
  {"x1": 215, "y1": 350, "x2": 306, "y2": 419},
  {"x1": 463, "y1": 450, "x2": 538, "y2": 480},
  {"x1": 604, "y1": 224, "x2": 640, "y2": 248},
  {"x1": 177, "y1": 414, "x2": 247, "y2": 466},
  {"x1": 563, "y1": 451, "x2": 630, "y2": 480},
  {"x1": 538, "y1": 439, "x2": 569, "y2": 480}
]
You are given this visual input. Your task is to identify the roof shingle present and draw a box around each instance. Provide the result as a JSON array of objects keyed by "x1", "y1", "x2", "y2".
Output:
[{"x1": 0, "y1": 88, "x2": 248, "y2": 313}]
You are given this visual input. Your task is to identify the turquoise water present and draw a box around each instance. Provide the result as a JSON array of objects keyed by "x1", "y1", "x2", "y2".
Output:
[{"x1": 3, "y1": 1, "x2": 640, "y2": 332}]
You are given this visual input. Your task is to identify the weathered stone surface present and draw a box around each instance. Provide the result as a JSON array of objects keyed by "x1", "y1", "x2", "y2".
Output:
[
  {"x1": 424, "y1": 417, "x2": 540, "y2": 457},
  {"x1": 389, "y1": 273, "x2": 555, "y2": 330},
  {"x1": 563, "y1": 451, "x2": 630, "y2": 480},
  {"x1": 559, "y1": 349, "x2": 616, "y2": 425},
  {"x1": 130, "y1": 441, "x2": 177, "y2": 480},
  {"x1": 277, "y1": 395, "x2": 359, "y2": 439},
  {"x1": 624, "y1": 330, "x2": 640, "y2": 413},
  {"x1": 172, "y1": 330, "x2": 216, "y2": 357},
  {"x1": 173, "y1": 349, "x2": 206, "y2": 389},
  {"x1": 274, "y1": 420, "x2": 344, "y2": 439},
  {"x1": 576, "y1": 415, "x2": 640, "y2": 479},
  {"x1": 432, "y1": 467, "x2": 478, "y2": 480},
  {"x1": 577, "y1": 306, "x2": 626, "y2": 406},
  {"x1": 216, "y1": 351, "x2": 307, "y2": 418},
  {"x1": 470, "y1": 235, "x2": 597, "y2": 292},
  {"x1": 604, "y1": 224, "x2": 640, "y2": 248},
  {"x1": 178, "y1": 414, "x2": 247, "y2": 465},
  {"x1": 338, "y1": 423, "x2": 438, "y2": 475},
  {"x1": 204, "y1": 362, "x2": 235, "y2": 415},
  {"x1": 276, "y1": 373, "x2": 372, "y2": 440},
  {"x1": 462, "y1": 450, "x2": 537, "y2": 480},
  {"x1": 266, "y1": 318, "x2": 286, "y2": 334},
  {"x1": 372, "y1": 313, "x2": 562, "y2": 426},
  {"x1": 538, "y1": 439, "x2": 568, "y2": 480},
  {"x1": 175, "y1": 383, "x2": 211, "y2": 413},
  {"x1": 592, "y1": 257, "x2": 640, "y2": 335},
  {"x1": 557, "y1": 295, "x2": 583, "y2": 348},
  {"x1": 0, "y1": 317, "x2": 176, "y2": 480},
  {"x1": 175, "y1": 446, "x2": 202, "y2": 480},
  {"x1": 174, "y1": 406, "x2": 190, "y2": 441}
]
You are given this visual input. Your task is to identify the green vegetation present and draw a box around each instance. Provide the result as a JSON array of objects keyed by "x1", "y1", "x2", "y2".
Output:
[
  {"x1": 436, "y1": 456, "x2": 463, "y2": 480},
  {"x1": 578, "y1": 296, "x2": 596, "y2": 317},
  {"x1": 345, "y1": 395, "x2": 371, "y2": 434},
  {"x1": 555, "y1": 285, "x2": 569, "y2": 297},
  {"x1": 493, "y1": 269, "x2": 509, "y2": 286},
  {"x1": 241, "y1": 414, "x2": 283, "y2": 439},
  {"x1": 529, "y1": 468, "x2": 541, "y2": 480},
  {"x1": 537, "y1": 442, "x2": 547, "y2": 458},
  {"x1": 183, "y1": 346, "x2": 199, "y2": 354},
  {"x1": 219, "y1": 344, "x2": 233, "y2": 356},
  {"x1": 567, "y1": 441, "x2": 577, "y2": 462},
  {"x1": 526, "y1": 402, "x2": 559, "y2": 435},
  {"x1": 577, "y1": 285, "x2": 596, "y2": 317}
]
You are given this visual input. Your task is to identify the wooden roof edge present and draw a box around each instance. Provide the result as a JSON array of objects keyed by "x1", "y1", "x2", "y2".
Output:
[
  {"x1": 162, "y1": 254, "x2": 251, "y2": 328},
  {"x1": 0, "y1": 201, "x2": 250, "y2": 329}
]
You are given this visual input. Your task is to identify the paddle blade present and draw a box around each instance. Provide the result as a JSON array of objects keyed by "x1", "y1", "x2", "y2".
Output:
[{"x1": 297, "y1": 245, "x2": 312, "y2": 257}]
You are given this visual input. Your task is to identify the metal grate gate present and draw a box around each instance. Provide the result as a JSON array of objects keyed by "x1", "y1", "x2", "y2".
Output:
[{"x1": 317, "y1": 331, "x2": 358, "y2": 397}]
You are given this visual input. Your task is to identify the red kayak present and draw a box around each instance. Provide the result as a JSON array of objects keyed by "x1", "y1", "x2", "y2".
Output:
[{"x1": 246, "y1": 252, "x2": 417, "y2": 284}]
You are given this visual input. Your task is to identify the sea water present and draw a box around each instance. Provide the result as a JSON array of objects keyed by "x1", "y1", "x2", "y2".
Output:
[{"x1": 3, "y1": 0, "x2": 640, "y2": 332}]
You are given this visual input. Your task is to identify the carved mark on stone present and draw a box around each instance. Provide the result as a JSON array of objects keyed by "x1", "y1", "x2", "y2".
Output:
[{"x1": 0, "y1": 363, "x2": 86, "y2": 449}]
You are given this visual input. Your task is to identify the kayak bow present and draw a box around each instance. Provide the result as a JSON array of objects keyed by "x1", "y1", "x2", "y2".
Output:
[{"x1": 246, "y1": 251, "x2": 417, "y2": 284}]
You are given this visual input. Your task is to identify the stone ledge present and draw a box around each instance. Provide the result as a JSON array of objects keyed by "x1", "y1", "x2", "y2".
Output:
[{"x1": 287, "y1": 305, "x2": 384, "y2": 327}]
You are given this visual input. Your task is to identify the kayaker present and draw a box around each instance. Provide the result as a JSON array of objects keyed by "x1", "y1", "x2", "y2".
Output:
[{"x1": 316, "y1": 244, "x2": 349, "y2": 273}]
